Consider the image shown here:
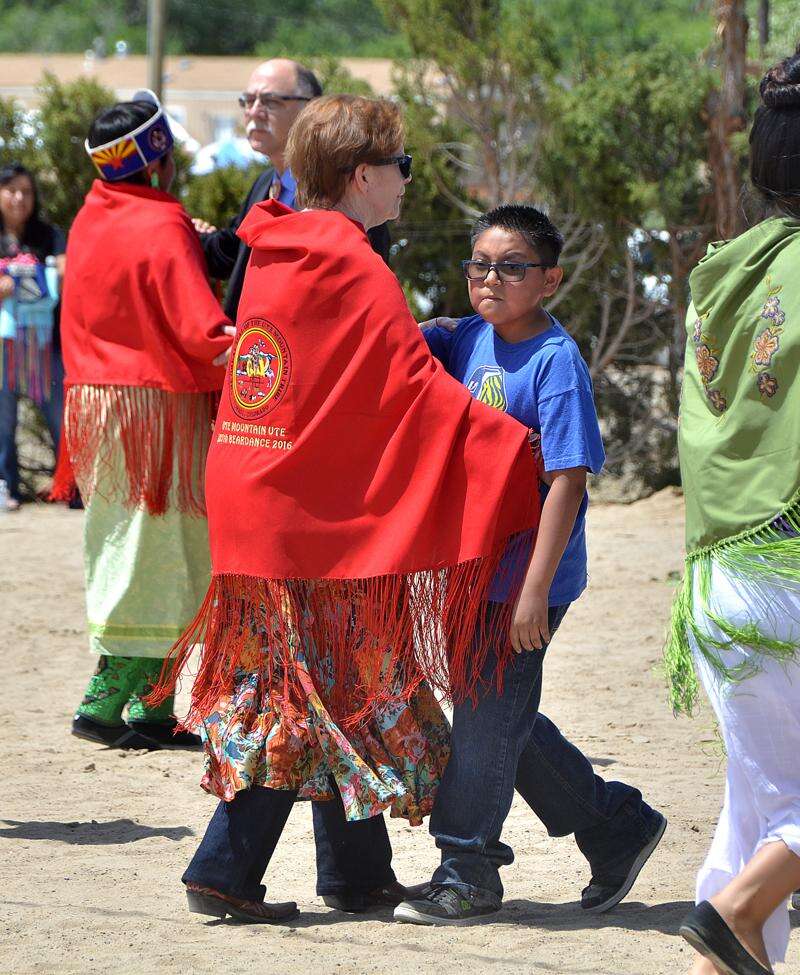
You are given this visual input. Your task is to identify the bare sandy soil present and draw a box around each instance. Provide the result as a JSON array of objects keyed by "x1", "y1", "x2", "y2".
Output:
[{"x1": 1, "y1": 489, "x2": 798, "y2": 975}]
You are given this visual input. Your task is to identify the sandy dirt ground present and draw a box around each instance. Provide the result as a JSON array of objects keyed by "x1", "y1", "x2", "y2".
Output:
[{"x1": 1, "y1": 489, "x2": 798, "y2": 975}]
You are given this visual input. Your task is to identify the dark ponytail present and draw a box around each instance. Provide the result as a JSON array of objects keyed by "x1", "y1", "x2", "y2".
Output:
[{"x1": 750, "y1": 44, "x2": 800, "y2": 218}]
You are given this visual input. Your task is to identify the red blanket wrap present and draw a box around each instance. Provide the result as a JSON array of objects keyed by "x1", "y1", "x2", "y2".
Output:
[
  {"x1": 52, "y1": 180, "x2": 230, "y2": 511},
  {"x1": 152, "y1": 202, "x2": 540, "y2": 726}
]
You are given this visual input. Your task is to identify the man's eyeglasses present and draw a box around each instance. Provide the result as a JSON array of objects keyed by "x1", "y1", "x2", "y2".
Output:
[
  {"x1": 372, "y1": 154, "x2": 413, "y2": 179},
  {"x1": 461, "y1": 260, "x2": 550, "y2": 282},
  {"x1": 238, "y1": 91, "x2": 312, "y2": 111}
]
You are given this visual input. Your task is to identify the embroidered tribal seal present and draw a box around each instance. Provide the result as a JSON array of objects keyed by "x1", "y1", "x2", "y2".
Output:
[{"x1": 230, "y1": 319, "x2": 291, "y2": 420}]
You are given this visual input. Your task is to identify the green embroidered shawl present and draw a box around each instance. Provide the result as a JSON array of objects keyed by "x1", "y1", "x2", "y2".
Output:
[{"x1": 666, "y1": 216, "x2": 800, "y2": 713}]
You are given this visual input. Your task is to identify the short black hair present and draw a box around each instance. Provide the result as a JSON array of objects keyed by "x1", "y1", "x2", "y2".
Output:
[
  {"x1": 296, "y1": 65, "x2": 323, "y2": 99},
  {"x1": 750, "y1": 44, "x2": 800, "y2": 218},
  {"x1": 471, "y1": 204, "x2": 563, "y2": 266},
  {"x1": 87, "y1": 100, "x2": 159, "y2": 185}
]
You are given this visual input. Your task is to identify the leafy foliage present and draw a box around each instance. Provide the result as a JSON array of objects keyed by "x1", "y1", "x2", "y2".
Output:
[
  {"x1": 33, "y1": 73, "x2": 116, "y2": 230},
  {"x1": 0, "y1": 73, "x2": 115, "y2": 230},
  {"x1": 0, "y1": 0, "x2": 400, "y2": 58},
  {"x1": 181, "y1": 162, "x2": 263, "y2": 230},
  {"x1": 537, "y1": 0, "x2": 713, "y2": 66}
]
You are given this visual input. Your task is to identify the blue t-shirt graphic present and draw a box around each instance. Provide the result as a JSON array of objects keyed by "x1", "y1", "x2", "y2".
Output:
[{"x1": 424, "y1": 313, "x2": 605, "y2": 606}]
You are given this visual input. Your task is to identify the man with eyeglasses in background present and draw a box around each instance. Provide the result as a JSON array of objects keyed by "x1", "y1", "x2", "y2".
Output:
[
  {"x1": 195, "y1": 58, "x2": 390, "y2": 321},
  {"x1": 190, "y1": 57, "x2": 412, "y2": 921}
]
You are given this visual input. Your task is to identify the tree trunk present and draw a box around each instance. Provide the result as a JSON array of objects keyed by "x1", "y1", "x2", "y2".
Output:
[
  {"x1": 666, "y1": 234, "x2": 690, "y2": 418},
  {"x1": 758, "y1": 0, "x2": 770, "y2": 55},
  {"x1": 708, "y1": 0, "x2": 749, "y2": 240}
]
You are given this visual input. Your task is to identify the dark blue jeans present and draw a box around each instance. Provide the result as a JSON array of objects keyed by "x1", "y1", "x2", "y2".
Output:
[
  {"x1": 430, "y1": 603, "x2": 655, "y2": 901},
  {"x1": 0, "y1": 351, "x2": 64, "y2": 500},
  {"x1": 183, "y1": 784, "x2": 395, "y2": 901}
]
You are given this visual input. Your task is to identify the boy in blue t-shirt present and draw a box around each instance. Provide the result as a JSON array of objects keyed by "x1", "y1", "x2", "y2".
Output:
[{"x1": 395, "y1": 205, "x2": 665, "y2": 926}]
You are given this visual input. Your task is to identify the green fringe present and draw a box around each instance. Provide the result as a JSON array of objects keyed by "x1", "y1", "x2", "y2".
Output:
[{"x1": 665, "y1": 488, "x2": 800, "y2": 715}]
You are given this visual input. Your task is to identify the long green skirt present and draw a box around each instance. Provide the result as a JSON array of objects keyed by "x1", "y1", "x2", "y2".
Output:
[{"x1": 83, "y1": 490, "x2": 211, "y2": 659}]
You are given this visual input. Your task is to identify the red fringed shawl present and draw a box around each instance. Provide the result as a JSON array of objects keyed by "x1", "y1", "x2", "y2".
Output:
[
  {"x1": 153, "y1": 202, "x2": 540, "y2": 726},
  {"x1": 53, "y1": 180, "x2": 230, "y2": 511}
]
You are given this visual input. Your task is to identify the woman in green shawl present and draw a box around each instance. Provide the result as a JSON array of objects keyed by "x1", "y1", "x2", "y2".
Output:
[{"x1": 670, "y1": 49, "x2": 800, "y2": 975}]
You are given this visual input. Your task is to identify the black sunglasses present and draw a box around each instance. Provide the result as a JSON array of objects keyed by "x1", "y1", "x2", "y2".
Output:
[
  {"x1": 372, "y1": 154, "x2": 413, "y2": 179},
  {"x1": 238, "y1": 92, "x2": 312, "y2": 110},
  {"x1": 461, "y1": 259, "x2": 551, "y2": 282}
]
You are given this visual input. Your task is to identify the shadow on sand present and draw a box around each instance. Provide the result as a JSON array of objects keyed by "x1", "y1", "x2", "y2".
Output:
[{"x1": 0, "y1": 817, "x2": 193, "y2": 844}]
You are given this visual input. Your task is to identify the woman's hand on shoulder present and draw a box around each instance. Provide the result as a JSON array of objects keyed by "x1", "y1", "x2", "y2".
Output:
[
  {"x1": 192, "y1": 217, "x2": 218, "y2": 235},
  {"x1": 529, "y1": 431, "x2": 553, "y2": 485},
  {"x1": 418, "y1": 316, "x2": 459, "y2": 333}
]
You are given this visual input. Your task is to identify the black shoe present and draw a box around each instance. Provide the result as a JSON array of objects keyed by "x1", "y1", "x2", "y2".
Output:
[
  {"x1": 394, "y1": 884, "x2": 501, "y2": 926},
  {"x1": 127, "y1": 718, "x2": 201, "y2": 749},
  {"x1": 679, "y1": 900, "x2": 772, "y2": 975},
  {"x1": 323, "y1": 881, "x2": 430, "y2": 913},
  {"x1": 71, "y1": 714, "x2": 162, "y2": 750},
  {"x1": 581, "y1": 810, "x2": 667, "y2": 913},
  {"x1": 792, "y1": 890, "x2": 800, "y2": 911}
]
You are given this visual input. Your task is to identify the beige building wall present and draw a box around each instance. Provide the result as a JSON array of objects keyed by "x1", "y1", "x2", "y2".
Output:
[{"x1": 0, "y1": 54, "x2": 395, "y2": 145}]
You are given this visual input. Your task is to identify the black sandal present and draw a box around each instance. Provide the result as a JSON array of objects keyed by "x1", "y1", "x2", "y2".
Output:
[
  {"x1": 679, "y1": 901, "x2": 772, "y2": 975},
  {"x1": 71, "y1": 714, "x2": 162, "y2": 750}
]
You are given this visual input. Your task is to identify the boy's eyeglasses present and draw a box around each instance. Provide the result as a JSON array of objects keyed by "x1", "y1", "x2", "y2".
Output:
[
  {"x1": 462, "y1": 260, "x2": 550, "y2": 282},
  {"x1": 238, "y1": 92, "x2": 312, "y2": 111},
  {"x1": 372, "y1": 154, "x2": 413, "y2": 179}
]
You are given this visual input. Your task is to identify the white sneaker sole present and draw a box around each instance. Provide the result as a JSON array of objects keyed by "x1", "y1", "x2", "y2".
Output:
[
  {"x1": 393, "y1": 902, "x2": 500, "y2": 926},
  {"x1": 582, "y1": 814, "x2": 668, "y2": 915}
]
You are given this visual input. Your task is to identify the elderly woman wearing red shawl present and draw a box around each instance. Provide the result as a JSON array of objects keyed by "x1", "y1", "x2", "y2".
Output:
[
  {"x1": 152, "y1": 94, "x2": 539, "y2": 922},
  {"x1": 58, "y1": 92, "x2": 234, "y2": 751}
]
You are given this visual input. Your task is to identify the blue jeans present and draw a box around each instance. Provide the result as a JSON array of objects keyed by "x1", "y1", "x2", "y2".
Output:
[
  {"x1": 0, "y1": 351, "x2": 64, "y2": 500},
  {"x1": 430, "y1": 603, "x2": 655, "y2": 901},
  {"x1": 183, "y1": 785, "x2": 396, "y2": 901}
]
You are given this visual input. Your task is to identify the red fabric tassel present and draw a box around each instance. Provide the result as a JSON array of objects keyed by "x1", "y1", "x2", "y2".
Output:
[
  {"x1": 49, "y1": 426, "x2": 78, "y2": 503},
  {"x1": 59, "y1": 384, "x2": 219, "y2": 515},
  {"x1": 148, "y1": 551, "x2": 526, "y2": 733}
]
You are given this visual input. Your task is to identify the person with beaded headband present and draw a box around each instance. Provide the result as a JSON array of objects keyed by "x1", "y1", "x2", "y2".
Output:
[
  {"x1": 57, "y1": 92, "x2": 235, "y2": 750},
  {"x1": 668, "y1": 47, "x2": 800, "y2": 974}
]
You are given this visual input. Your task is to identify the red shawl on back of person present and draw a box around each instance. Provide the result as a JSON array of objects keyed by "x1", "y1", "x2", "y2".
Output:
[
  {"x1": 52, "y1": 180, "x2": 230, "y2": 513},
  {"x1": 154, "y1": 202, "x2": 539, "y2": 725}
]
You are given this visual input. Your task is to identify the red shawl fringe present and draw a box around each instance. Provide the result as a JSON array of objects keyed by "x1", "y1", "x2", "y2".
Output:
[
  {"x1": 148, "y1": 553, "x2": 527, "y2": 731},
  {"x1": 49, "y1": 429, "x2": 78, "y2": 503},
  {"x1": 58, "y1": 384, "x2": 218, "y2": 515}
]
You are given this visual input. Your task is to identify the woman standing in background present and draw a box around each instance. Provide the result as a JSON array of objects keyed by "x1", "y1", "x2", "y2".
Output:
[{"x1": 0, "y1": 163, "x2": 66, "y2": 508}]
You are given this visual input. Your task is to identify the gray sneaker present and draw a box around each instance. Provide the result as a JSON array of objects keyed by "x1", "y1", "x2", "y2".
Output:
[
  {"x1": 394, "y1": 884, "x2": 501, "y2": 926},
  {"x1": 792, "y1": 890, "x2": 800, "y2": 911}
]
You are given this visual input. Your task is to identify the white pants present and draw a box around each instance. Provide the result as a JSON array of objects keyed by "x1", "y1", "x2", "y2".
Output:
[{"x1": 691, "y1": 564, "x2": 800, "y2": 964}]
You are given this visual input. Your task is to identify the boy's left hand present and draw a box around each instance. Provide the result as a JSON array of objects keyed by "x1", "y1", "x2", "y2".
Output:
[{"x1": 510, "y1": 586, "x2": 550, "y2": 652}]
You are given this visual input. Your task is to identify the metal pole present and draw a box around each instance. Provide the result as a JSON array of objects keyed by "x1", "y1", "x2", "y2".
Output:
[{"x1": 147, "y1": 0, "x2": 166, "y2": 101}]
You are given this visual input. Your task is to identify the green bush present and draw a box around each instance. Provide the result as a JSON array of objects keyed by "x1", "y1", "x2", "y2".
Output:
[
  {"x1": 181, "y1": 162, "x2": 265, "y2": 230},
  {"x1": 0, "y1": 73, "x2": 115, "y2": 231}
]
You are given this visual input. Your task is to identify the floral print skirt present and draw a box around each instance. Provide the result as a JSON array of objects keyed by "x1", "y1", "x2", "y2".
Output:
[{"x1": 199, "y1": 647, "x2": 451, "y2": 825}]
